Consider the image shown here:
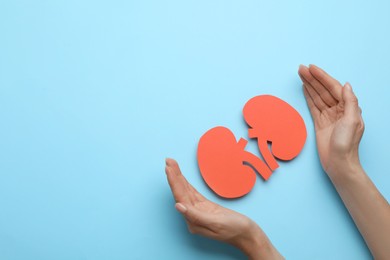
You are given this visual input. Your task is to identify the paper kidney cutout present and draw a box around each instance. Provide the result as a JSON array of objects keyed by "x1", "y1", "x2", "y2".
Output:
[
  {"x1": 243, "y1": 95, "x2": 307, "y2": 171},
  {"x1": 197, "y1": 126, "x2": 272, "y2": 198}
]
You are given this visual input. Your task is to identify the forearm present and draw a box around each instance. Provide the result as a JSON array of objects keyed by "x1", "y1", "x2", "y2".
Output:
[{"x1": 327, "y1": 163, "x2": 390, "y2": 259}]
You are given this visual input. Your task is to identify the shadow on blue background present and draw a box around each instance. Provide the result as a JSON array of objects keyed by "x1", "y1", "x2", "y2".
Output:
[{"x1": 1, "y1": 0, "x2": 389, "y2": 259}]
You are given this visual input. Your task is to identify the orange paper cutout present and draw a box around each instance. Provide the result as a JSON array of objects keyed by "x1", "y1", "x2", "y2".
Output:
[
  {"x1": 197, "y1": 126, "x2": 272, "y2": 198},
  {"x1": 243, "y1": 95, "x2": 307, "y2": 171},
  {"x1": 197, "y1": 95, "x2": 307, "y2": 199}
]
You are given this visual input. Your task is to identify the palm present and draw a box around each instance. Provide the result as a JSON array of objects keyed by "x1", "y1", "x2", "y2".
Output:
[
  {"x1": 165, "y1": 158, "x2": 251, "y2": 242},
  {"x1": 314, "y1": 103, "x2": 347, "y2": 165},
  {"x1": 298, "y1": 65, "x2": 348, "y2": 170}
]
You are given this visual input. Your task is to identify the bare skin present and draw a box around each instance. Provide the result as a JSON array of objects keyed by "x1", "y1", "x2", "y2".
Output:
[
  {"x1": 298, "y1": 64, "x2": 390, "y2": 259},
  {"x1": 165, "y1": 64, "x2": 390, "y2": 259},
  {"x1": 165, "y1": 159, "x2": 283, "y2": 260}
]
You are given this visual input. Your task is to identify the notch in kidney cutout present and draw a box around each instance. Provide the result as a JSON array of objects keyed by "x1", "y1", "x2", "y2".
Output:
[
  {"x1": 197, "y1": 126, "x2": 272, "y2": 199},
  {"x1": 243, "y1": 95, "x2": 307, "y2": 171}
]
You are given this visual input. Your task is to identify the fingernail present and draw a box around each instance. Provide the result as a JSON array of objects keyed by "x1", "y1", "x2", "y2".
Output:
[
  {"x1": 175, "y1": 203, "x2": 187, "y2": 213},
  {"x1": 166, "y1": 158, "x2": 172, "y2": 166},
  {"x1": 299, "y1": 64, "x2": 305, "y2": 70},
  {"x1": 345, "y1": 82, "x2": 353, "y2": 92}
]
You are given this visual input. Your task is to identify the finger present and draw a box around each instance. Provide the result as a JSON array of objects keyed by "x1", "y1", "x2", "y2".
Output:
[
  {"x1": 303, "y1": 83, "x2": 328, "y2": 112},
  {"x1": 309, "y1": 64, "x2": 343, "y2": 101},
  {"x1": 299, "y1": 65, "x2": 338, "y2": 106},
  {"x1": 303, "y1": 84, "x2": 320, "y2": 122},
  {"x1": 166, "y1": 158, "x2": 198, "y2": 193},
  {"x1": 166, "y1": 158, "x2": 184, "y2": 176},
  {"x1": 166, "y1": 158, "x2": 206, "y2": 203},
  {"x1": 175, "y1": 203, "x2": 214, "y2": 226},
  {"x1": 166, "y1": 158, "x2": 198, "y2": 194},
  {"x1": 299, "y1": 71, "x2": 329, "y2": 111},
  {"x1": 342, "y1": 82, "x2": 360, "y2": 120},
  {"x1": 166, "y1": 166, "x2": 191, "y2": 203},
  {"x1": 165, "y1": 158, "x2": 193, "y2": 203}
]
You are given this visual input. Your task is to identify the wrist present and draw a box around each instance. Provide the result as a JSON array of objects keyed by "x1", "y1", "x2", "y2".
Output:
[
  {"x1": 325, "y1": 158, "x2": 365, "y2": 185},
  {"x1": 235, "y1": 221, "x2": 283, "y2": 260}
]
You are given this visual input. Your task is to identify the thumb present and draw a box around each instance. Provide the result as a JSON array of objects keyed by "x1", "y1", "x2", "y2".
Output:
[
  {"x1": 342, "y1": 82, "x2": 359, "y2": 118},
  {"x1": 175, "y1": 203, "x2": 212, "y2": 225}
]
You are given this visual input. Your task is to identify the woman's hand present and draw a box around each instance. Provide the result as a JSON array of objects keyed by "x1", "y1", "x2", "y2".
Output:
[
  {"x1": 165, "y1": 158, "x2": 283, "y2": 260},
  {"x1": 298, "y1": 64, "x2": 365, "y2": 178},
  {"x1": 299, "y1": 64, "x2": 390, "y2": 259}
]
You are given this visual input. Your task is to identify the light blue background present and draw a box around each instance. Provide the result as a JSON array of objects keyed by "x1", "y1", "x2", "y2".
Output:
[{"x1": 0, "y1": 1, "x2": 389, "y2": 259}]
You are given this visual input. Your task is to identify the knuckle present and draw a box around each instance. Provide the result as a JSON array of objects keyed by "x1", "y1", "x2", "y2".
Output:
[
  {"x1": 350, "y1": 96, "x2": 358, "y2": 105},
  {"x1": 359, "y1": 119, "x2": 365, "y2": 131},
  {"x1": 346, "y1": 117, "x2": 360, "y2": 127},
  {"x1": 352, "y1": 118, "x2": 360, "y2": 126}
]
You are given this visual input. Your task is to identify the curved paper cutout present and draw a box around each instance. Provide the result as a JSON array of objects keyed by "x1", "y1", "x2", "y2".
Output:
[
  {"x1": 243, "y1": 95, "x2": 307, "y2": 171},
  {"x1": 197, "y1": 126, "x2": 271, "y2": 198}
]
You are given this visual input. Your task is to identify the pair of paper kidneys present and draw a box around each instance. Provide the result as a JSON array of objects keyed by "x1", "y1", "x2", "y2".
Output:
[{"x1": 197, "y1": 95, "x2": 307, "y2": 199}]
